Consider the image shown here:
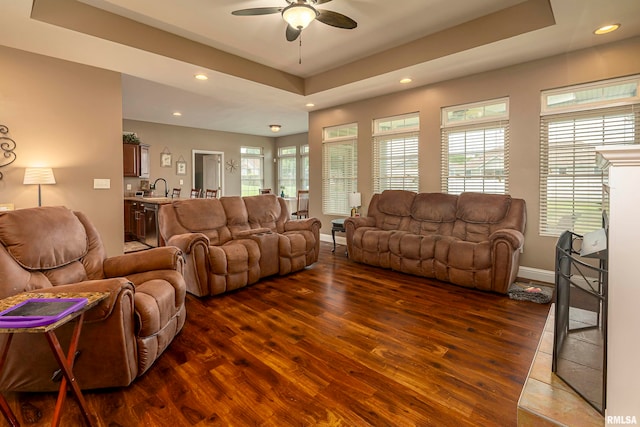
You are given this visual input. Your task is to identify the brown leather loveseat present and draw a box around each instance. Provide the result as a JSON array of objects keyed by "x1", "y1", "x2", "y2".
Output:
[
  {"x1": 345, "y1": 191, "x2": 526, "y2": 294},
  {"x1": 158, "y1": 194, "x2": 322, "y2": 297},
  {"x1": 0, "y1": 206, "x2": 186, "y2": 391}
]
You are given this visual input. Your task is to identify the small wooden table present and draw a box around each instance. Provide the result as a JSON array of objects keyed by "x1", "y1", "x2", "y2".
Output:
[
  {"x1": 0, "y1": 292, "x2": 108, "y2": 427},
  {"x1": 331, "y1": 218, "x2": 346, "y2": 254}
]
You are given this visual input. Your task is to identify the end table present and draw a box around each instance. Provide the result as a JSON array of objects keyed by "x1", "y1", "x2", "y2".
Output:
[{"x1": 0, "y1": 292, "x2": 108, "y2": 427}]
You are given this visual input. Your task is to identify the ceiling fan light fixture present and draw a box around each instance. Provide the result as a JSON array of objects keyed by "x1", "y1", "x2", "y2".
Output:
[{"x1": 282, "y1": 4, "x2": 318, "y2": 30}]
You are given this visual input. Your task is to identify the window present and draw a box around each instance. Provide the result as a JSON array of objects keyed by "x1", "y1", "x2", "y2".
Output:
[
  {"x1": 322, "y1": 124, "x2": 358, "y2": 215},
  {"x1": 540, "y1": 76, "x2": 640, "y2": 236},
  {"x1": 372, "y1": 113, "x2": 419, "y2": 192},
  {"x1": 441, "y1": 98, "x2": 509, "y2": 194},
  {"x1": 240, "y1": 146, "x2": 263, "y2": 196},
  {"x1": 278, "y1": 146, "x2": 297, "y2": 197},
  {"x1": 300, "y1": 144, "x2": 309, "y2": 190}
]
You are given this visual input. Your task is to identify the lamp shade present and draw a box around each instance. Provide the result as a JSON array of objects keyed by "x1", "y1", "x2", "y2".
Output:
[
  {"x1": 282, "y1": 4, "x2": 317, "y2": 30},
  {"x1": 23, "y1": 167, "x2": 56, "y2": 185},
  {"x1": 348, "y1": 192, "x2": 362, "y2": 208}
]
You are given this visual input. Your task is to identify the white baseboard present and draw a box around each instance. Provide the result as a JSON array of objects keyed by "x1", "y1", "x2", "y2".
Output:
[
  {"x1": 320, "y1": 233, "x2": 346, "y2": 246},
  {"x1": 517, "y1": 266, "x2": 555, "y2": 285}
]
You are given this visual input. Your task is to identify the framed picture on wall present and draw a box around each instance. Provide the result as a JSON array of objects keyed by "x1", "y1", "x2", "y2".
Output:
[
  {"x1": 161, "y1": 152, "x2": 172, "y2": 168},
  {"x1": 176, "y1": 160, "x2": 187, "y2": 175}
]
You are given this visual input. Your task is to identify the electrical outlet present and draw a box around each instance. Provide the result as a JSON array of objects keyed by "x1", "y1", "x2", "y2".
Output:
[
  {"x1": 179, "y1": 179, "x2": 184, "y2": 185},
  {"x1": 126, "y1": 184, "x2": 132, "y2": 190}
]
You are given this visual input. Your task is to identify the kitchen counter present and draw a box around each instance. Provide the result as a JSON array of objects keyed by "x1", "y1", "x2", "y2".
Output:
[{"x1": 124, "y1": 196, "x2": 178, "y2": 204}]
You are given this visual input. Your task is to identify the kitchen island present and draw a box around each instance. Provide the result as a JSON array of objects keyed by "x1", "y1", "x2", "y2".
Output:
[{"x1": 124, "y1": 196, "x2": 178, "y2": 248}]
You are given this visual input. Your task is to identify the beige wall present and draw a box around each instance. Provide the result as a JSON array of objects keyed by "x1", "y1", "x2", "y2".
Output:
[
  {"x1": 309, "y1": 36, "x2": 640, "y2": 272},
  {"x1": 0, "y1": 45, "x2": 124, "y2": 256},
  {"x1": 122, "y1": 120, "x2": 276, "y2": 197}
]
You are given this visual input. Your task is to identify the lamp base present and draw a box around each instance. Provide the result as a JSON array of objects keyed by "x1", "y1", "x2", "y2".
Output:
[{"x1": 350, "y1": 207, "x2": 357, "y2": 217}]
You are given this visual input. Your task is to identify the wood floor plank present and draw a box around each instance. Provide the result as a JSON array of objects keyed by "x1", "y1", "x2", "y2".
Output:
[{"x1": 2, "y1": 242, "x2": 549, "y2": 426}]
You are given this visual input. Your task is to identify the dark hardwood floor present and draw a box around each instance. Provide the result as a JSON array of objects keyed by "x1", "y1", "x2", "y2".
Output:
[{"x1": 3, "y1": 242, "x2": 550, "y2": 426}]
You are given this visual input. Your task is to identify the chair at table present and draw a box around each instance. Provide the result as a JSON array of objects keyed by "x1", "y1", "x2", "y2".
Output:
[
  {"x1": 190, "y1": 188, "x2": 202, "y2": 198},
  {"x1": 259, "y1": 188, "x2": 272, "y2": 195},
  {"x1": 171, "y1": 188, "x2": 181, "y2": 198},
  {"x1": 292, "y1": 190, "x2": 309, "y2": 219},
  {"x1": 205, "y1": 189, "x2": 218, "y2": 199}
]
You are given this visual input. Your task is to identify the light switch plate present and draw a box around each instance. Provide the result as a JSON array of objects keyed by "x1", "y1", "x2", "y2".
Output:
[
  {"x1": 94, "y1": 178, "x2": 111, "y2": 189},
  {"x1": 179, "y1": 179, "x2": 184, "y2": 185},
  {"x1": 126, "y1": 184, "x2": 132, "y2": 190}
]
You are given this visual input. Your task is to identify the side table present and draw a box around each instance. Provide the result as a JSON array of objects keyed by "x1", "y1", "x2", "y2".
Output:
[
  {"x1": 0, "y1": 292, "x2": 108, "y2": 427},
  {"x1": 331, "y1": 218, "x2": 346, "y2": 254}
]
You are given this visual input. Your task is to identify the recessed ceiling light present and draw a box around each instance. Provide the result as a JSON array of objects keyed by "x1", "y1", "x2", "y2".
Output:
[
  {"x1": 400, "y1": 78, "x2": 413, "y2": 84},
  {"x1": 172, "y1": 112, "x2": 182, "y2": 117},
  {"x1": 306, "y1": 103, "x2": 315, "y2": 108},
  {"x1": 194, "y1": 73, "x2": 208, "y2": 80},
  {"x1": 594, "y1": 24, "x2": 620, "y2": 35}
]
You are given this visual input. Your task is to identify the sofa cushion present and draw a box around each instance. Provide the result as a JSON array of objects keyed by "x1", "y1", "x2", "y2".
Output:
[
  {"x1": 173, "y1": 199, "x2": 227, "y2": 231},
  {"x1": 0, "y1": 206, "x2": 87, "y2": 270},
  {"x1": 456, "y1": 192, "x2": 512, "y2": 224},
  {"x1": 377, "y1": 190, "x2": 416, "y2": 216},
  {"x1": 411, "y1": 193, "x2": 458, "y2": 222},
  {"x1": 243, "y1": 194, "x2": 283, "y2": 231}
]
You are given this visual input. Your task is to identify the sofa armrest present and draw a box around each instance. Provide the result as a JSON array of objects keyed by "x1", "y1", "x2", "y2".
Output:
[
  {"x1": 33, "y1": 278, "x2": 135, "y2": 323},
  {"x1": 344, "y1": 216, "x2": 375, "y2": 230},
  {"x1": 103, "y1": 246, "x2": 184, "y2": 278},
  {"x1": 284, "y1": 217, "x2": 321, "y2": 232},
  {"x1": 164, "y1": 232, "x2": 210, "y2": 253},
  {"x1": 490, "y1": 228, "x2": 525, "y2": 250}
]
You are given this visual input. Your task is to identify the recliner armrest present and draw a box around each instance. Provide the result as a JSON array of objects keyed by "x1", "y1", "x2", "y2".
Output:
[
  {"x1": 104, "y1": 246, "x2": 184, "y2": 278},
  {"x1": 31, "y1": 278, "x2": 134, "y2": 323}
]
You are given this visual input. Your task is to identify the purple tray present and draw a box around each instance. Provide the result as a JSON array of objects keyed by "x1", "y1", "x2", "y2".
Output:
[{"x1": 0, "y1": 298, "x2": 88, "y2": 328}]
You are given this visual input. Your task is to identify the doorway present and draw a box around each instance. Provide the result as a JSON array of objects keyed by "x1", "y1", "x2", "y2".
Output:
[{"x1": 192, "y1": 150, "x2": 224, "y2": 196}]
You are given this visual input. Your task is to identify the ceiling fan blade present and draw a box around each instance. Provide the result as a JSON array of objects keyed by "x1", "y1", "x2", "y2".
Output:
[
  {"x1": 232, "y1": 7, "x2": 283, "y2": 16},
  {"x1": 317, "y1": 10, "x2": 357, "y2": 29},
  {"x1": 315, "y1": 0, "x2": 333, "y2": 4},
  {"x1": 286, "y1": 25, "x2": 301, "y2": 42}
]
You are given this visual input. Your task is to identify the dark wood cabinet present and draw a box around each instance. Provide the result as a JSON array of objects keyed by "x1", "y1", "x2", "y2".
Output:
[
  {"x1": 123, "y1": 144, "x2": 150, "y2": 178},
  {"x1": 123, "y1": 144, "x2": 140, "y2": 177}
]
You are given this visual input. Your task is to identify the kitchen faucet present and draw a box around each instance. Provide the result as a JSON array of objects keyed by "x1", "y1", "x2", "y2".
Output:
[{"x1": 150, "y1": 178, "x2": 168, "y2": 197}]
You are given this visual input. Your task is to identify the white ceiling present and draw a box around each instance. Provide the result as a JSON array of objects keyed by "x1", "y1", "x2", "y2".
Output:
[{"x1": 2, "y1": 0, "x2": 640, "y2": 137}]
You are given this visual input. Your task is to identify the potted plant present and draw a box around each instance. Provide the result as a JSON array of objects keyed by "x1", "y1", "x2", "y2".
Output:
[{"x1": 123, "y1": 132, "x2": 141, "y2": 144}]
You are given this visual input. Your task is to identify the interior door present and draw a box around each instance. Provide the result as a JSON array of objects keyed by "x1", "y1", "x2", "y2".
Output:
[{"x1": 202, "y1": 154, "x2": 221, "y2": 193}]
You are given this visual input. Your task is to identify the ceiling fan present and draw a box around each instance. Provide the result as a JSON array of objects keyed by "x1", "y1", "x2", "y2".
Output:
[{"x1": 232, "y1": 0, "x2": 357, "y2": 42}]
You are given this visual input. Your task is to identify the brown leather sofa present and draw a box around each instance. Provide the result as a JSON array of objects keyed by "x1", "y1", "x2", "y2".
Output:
[
  {"x1": 158, "y1": 194, "x2": 322, "y2": 297},
  {"x1": 345, "y1": 191, "x2": 526, "y2": 294},
  {"x1": 0, "y1": 206, "x2": 186, "y2": 391}
]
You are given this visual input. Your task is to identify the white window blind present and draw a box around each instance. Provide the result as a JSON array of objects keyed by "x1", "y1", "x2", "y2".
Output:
[
  {"x1": 441, "y1": 98, "x2": 509, "y2": 195},
  {"x1": 278, "y1": 146, "x2": 296, "y2": 197},
  {"x1": 240, "y1": 146, "x2": 263, "y2": 196},
  {"x1": 300, "y1": 144, "x2": 309, "y2": 190},
  {"x1": 322, "y1": 124, "x2": 358, "y2": 215},
  {"x1": 539, "y1": 104, "x2": 639, "y2": 236},
  {"x1": 373, "y1": 113, "x2": 419, "y2": 193}
]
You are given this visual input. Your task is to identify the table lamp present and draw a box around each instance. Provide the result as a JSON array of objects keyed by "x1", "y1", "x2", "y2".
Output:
[
  {"x1": 348, "y1": 192, "x2": 362, "y2": 217},
  {"x1": 23, "y1": 167, "x2": 56, "y2": 206}
]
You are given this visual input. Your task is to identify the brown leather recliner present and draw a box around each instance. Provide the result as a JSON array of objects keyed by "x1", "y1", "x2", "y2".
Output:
[
  {"x1": 0, "y1": 206, "x2": 186, "y2": 391},
  {"x1": 158, "y1": 194, "x2": 322, "y2": 297}
]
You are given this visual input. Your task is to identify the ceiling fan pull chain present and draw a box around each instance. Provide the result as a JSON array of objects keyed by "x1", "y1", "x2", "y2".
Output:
[{"x1": 299, "y1": 35, "x2": 303, "y2": 65}]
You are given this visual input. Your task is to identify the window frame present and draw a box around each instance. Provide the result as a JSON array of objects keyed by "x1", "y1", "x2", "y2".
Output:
[
  {"x1": 322, "y1": 124, "x2": 358, "y2": 216},
  {"x1": 372, "y1": 112, "x2": 420, "y2": 193},
  {"x1": 240, "y1": 146, "x2": 264, "y2": 196},
  {"x1": 441, "y1": 98, "x2": 510, "y2": 195}
]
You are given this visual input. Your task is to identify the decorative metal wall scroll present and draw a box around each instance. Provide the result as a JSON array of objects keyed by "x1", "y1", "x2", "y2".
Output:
[{"x1": 0, "y1": 125, "x2": 17, "y2": 180}]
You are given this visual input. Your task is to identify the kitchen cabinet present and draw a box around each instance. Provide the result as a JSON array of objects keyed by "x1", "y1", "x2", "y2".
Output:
[
  {"x1": 123, "y1": 143, "x2": 150, "y2": 178},
  {"x1": 124, "y1": 198, "x2": 164, "y2": 247}
]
